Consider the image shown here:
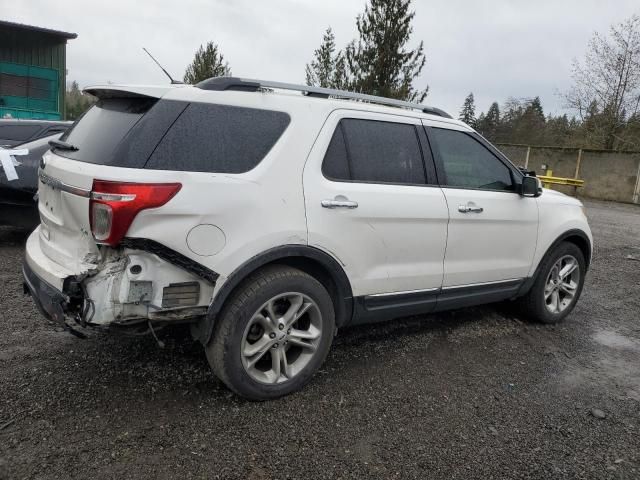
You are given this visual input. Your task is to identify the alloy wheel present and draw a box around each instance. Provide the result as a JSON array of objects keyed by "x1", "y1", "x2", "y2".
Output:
[
  {"x1": 544, "y1": 255, "x2": 580, "y2": 314},
  {"x1": 240, "y1": 292, "x2": 323, "y2": 384}
]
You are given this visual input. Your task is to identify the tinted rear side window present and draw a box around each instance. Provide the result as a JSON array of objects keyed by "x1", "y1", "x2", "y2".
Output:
[
  {"x1": 56, "y1": 97, "x2": 155, "y2": 164},
  {"x1": 322, "y1": 125, "x2": 350, "y2": 180},
  {"x1": 145, "y1": 103, "x2": 290, "y2": 173},
  {"x1": 322, "y1": 119, "x2": 425, "y2": 185}
]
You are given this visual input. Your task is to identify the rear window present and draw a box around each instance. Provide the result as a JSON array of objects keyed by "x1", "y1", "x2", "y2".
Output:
[
  {"x1": 56, "y1": 97, "x2": 155, "y2": 164},
  {"x1": 145, "y1": 103, "x2": 290, "y2": 173},
  {"x1": 53, "y1": 99, "x2": 290, "y2": 173}
]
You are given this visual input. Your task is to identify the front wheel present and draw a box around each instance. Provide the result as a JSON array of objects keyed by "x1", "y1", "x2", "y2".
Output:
[
  {"x1": 515, "y1": 242, "x2": 586, "y2": 324},
  {"x1": 206, "y1": 265, "x2": 335, "y2": 400}
]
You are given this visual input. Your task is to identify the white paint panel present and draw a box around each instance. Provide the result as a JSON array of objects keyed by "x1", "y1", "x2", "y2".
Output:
[
  {"x1": 303, "y1": 109, "x2": 449, "y2": 296},
  {"x1": 440, "y1": 188, "x2": 539, "y2": 286}
]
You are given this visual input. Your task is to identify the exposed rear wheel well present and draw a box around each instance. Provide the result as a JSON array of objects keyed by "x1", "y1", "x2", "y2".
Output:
[
  {"x1": 274, "y1": 257, "x2": 346, "y2": 323},
  {"x1": 199, "y1": 247, "x2": 353, "y2": 345}
]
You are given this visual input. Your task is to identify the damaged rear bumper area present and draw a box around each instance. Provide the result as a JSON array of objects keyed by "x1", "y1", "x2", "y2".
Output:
[
  {"x1": 23, "y1": 259, "x2": 74, "y2": 332},
  {"x1": 23, "y1": 227, "x2": 217, "y2": 337},
  {"x1": 23, "y1": 258, "x2": 92, "y2": 338}
]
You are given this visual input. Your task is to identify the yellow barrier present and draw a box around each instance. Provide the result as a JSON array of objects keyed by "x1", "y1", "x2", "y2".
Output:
[{"x1": 538, "y1": 169, "x2": 585, "y2": 189}]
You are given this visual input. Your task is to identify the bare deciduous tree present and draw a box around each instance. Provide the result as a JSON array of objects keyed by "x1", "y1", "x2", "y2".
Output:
[{"x1": 565, "y1": 15, "x2": 640, "y2": 150}]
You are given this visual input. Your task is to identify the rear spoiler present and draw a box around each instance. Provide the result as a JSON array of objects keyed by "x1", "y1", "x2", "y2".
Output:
[{"x1": 83, "y1": 84, "x2": 185, "y2": 100}]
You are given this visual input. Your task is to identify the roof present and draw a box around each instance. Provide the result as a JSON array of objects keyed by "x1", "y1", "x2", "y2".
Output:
[
  {"x1": 86, "y1": 82, "x2": 468, "y2": 127},
  {"x1": 197, "y1": 77, "x2": 452, "y2": 118},
  {"x1": 0, "y1": 20, "x2": 77, "y2": 40}
]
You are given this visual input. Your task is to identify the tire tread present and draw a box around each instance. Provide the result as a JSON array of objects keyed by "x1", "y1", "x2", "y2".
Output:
[
  {"x1": 207, "y1": 265, "x2": 333, "y2": 399},
  {"x1": 515, "y1": 241, "x2": 585, "y2": 324}
]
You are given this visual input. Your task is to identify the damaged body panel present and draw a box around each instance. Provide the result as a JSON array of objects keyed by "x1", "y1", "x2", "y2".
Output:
[
  {"x1": 25, "y1": 224, "x2": 215, "y2": 330},
  {"x1": 23, "y1": 83, "x2": 322, "y2": 340},
  {"x1": 83, "y1": 248, "x2": 214, "y2": 325}
]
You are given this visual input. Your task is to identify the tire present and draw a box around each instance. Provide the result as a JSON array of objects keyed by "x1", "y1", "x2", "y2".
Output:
[
  {"x1": 515, "y1": 241, "x2": 586, "y2": 324},
  {"x1": 205, "y1": 265, "x2": 335, "y2": 400}
]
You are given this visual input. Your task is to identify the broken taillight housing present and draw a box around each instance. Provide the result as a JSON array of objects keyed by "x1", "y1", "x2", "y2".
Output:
[{"x1": 89, "y1": 180, "x2": 182, "y2": 246}]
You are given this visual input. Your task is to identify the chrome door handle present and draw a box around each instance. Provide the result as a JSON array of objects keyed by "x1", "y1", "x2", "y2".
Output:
[
  {"x1": 458, "y1": 204, "x2": 483, "y2": 213},
  {"x1": 322, "y1": 199, "x2": 358, "y2": 209}
]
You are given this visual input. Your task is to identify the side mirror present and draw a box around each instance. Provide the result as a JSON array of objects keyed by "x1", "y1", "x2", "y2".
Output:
[{"x1": 520, "y1": 175, "x2": 541, "y2": 197}]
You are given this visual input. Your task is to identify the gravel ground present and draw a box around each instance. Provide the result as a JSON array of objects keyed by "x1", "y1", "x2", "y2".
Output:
[{"x1": 1, "y1": 199, "x2": 639, "y2": 479}]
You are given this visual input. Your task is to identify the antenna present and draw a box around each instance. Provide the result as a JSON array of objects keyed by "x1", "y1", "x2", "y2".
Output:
[{"x1": 142, "y1": 47, "x2": 183, "y2": 85}]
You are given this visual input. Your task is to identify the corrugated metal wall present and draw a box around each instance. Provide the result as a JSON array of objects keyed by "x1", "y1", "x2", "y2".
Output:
[{"x1": 0, "y1": 27, "x2": 68, "y2": 119}]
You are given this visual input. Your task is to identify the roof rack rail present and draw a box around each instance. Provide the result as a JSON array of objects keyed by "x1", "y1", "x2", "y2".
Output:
[{"x1": 196, "y1": 77, "x2": 452, "y2": 119}]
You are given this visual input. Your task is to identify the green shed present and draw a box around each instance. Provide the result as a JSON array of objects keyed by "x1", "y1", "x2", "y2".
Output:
[{"x1": 0, "y1": 20, "x2": 77, "y2": 120}]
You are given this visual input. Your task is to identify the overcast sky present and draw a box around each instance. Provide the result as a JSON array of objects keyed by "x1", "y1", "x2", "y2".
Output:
[{"x1": 2, "y1": 0, "x2": 639, "y2": 117}]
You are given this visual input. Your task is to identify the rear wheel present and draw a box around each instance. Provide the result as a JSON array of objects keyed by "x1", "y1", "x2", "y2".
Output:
[
  {"x1": 206, "y1": 265, "x2": 335, "y2": 400},
  {"x1": 516, "y1": 242, "x2": 586, "y2": 324}
]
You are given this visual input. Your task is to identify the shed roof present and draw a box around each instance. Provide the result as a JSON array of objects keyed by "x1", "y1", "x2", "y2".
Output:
[{"x1": 0, "y1": 20, "x2": 77, "y2": 40}]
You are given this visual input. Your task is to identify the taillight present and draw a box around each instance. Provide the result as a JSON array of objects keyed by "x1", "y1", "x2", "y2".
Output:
[{"x1": 89, "y1": 180, "x2": 182, "y2": 246}]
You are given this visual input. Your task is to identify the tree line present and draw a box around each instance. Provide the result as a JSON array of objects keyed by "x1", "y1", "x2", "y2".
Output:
[
  {"x1": 461, "y1": 14, "x2": 640, "y2": 151},
  {"x1": 67, "y1": 2, "x2": 640, "y2": 151},
  {"x1": 181, "y1": 0, "x2": 428, "y2": 102}
]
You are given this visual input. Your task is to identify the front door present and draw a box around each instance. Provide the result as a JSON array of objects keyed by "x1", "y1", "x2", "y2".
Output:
[{"x1": 424, "y1": 123, "x2": 539, "y2": 288}]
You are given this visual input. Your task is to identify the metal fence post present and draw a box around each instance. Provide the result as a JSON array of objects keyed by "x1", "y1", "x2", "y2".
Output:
[
  {"x1": 574, "y1": 149, "x2": 583, "y2": 196},
  {"x1": 633, "y1": 157, "x2": 640, "y2": 204}
]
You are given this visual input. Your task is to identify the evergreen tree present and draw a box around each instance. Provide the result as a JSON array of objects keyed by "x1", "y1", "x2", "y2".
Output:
[
  {"x1": 458, "y1": 92, "x2": 476, "y2": 127},
  {"x1": 184, "y1": 42, "x2": 231, "y2": 84},
  {"x1": 332, "y1": 52, "x2": 349, "y2": 90},
  {"x1": 518, "y1": 97, "x2": 546, "y2": 144},
  {"x1": 345, "y1": 0, "x2": 428, "y2": 102},
  {"x1": 581, "y1": 100, "x2": 607, "y2": 147},
  {"x1": 306, "y1": 28, "x2": 343, "y2": 88},
  {"x1": 526, "y1": 96, "x2": 545, "y2": 122},
  {"x1": 476, "y1": 112, "x2": 486, "y2": 130},
  {"x1": 486, "y1": 102, "x2": 501, "y2": 125},
  {"x1": 64, "y1": 81, "x2": 95, "y2": 120},
  {"x1": 477, "y1": 102, "x2": 501, "y2": 140},
  {"x1": 545, "y1": 114, "x2": 572, "y2": 146}
]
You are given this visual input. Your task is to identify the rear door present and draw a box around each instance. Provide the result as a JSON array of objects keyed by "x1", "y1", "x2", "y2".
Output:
[
  {"x1": 423, "y1": 122, "x2": 538, "y2": 288},
  {"x1": 303, "y1": 110, "x2": 449, "y2": 306}
]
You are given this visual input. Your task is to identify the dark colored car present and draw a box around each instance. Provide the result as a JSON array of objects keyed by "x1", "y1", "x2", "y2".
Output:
[
  {"x1": 0, "y1": 133, "x2": 62, "y2": 229},
  {"x1": 0, "y1": 119, "x2": 71, "y2": 148}
]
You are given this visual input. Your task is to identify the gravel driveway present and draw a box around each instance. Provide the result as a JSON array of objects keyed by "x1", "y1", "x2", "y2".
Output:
[{"x1": 1, "y1": 199, "x2": 639, "y2": 479}]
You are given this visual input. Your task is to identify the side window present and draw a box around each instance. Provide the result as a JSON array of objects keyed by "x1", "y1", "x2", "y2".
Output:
[
  {"x1": 146, "y1": 103, "x2": 290, "y2": 173},
  {"x1": 430, "y1": 128, "x2": 514, "y2": 191},
  {"x1": 321, "y1": 119, "x2": 426, "y2": 185},
  {"x1": 322, "y1": 125, "x2": 350, "y2": 180}
]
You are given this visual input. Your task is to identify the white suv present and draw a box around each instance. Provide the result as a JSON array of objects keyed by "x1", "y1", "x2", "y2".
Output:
[{"x1": 23, "y1": 78, "x2": 592, "y2": 400}]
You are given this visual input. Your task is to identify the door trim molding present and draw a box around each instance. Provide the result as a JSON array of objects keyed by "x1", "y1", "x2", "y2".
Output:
[
  {"x1": 434, "y1": 278, "x2": 523, "y2": 312},
  {"x1": 367, "y1": 287, "x2": 440, "y2": 298},
  {"x1": 351, "y1": 278, "x2": 526, "y2": 325},
  {"x1": 441, "y1": 278, "x2": 523, "y2": 291}
]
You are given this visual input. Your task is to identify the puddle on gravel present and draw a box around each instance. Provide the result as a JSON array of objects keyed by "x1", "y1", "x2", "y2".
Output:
[
  {"x1": 592, "y1": 329, "x2": 640, "y2": 351},
  {"x1": 557, "y1": 328, "x2": 640, "y2": 402}
]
